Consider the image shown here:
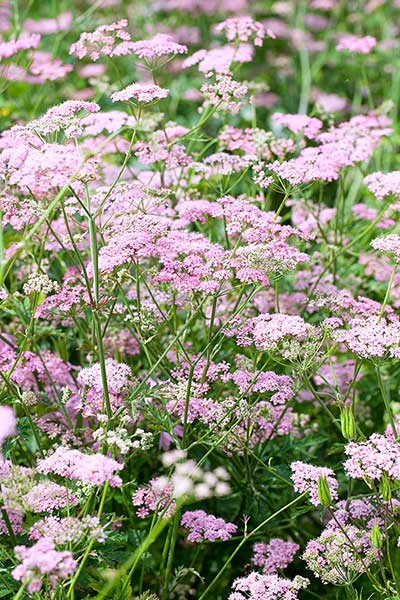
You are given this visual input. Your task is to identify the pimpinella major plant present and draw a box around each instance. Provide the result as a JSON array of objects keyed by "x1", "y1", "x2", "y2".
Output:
[{"x1": 2, "y1": 1, "x2": 400, "y2": 599}]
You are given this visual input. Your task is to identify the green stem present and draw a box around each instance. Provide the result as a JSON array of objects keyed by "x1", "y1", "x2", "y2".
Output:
[
  {"x1": 94, "y1": 502, "x2": 182, "y2": 600},
  {"x1": 85, "y1": 186, "x2": 112, "y2": 421},
  {"x1": 161, "y1": 510, "x2": 180, "y2": 600},
  {"x1": 66, "y1": 483, "x2": 109, "y2": 598},
  {"x1": 13, "y1": 581, "x2": 28, "y2": 600},
  {"x1": 378, "y1": 266, "x2": 397, "y2": 322},
  {"x1": 376, "y1": 366, "x2": 398, "y2": 440}
]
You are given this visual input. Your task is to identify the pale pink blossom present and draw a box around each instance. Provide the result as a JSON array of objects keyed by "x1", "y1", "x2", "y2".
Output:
[
  {"x1": 336, "y1": 34, "x2": 377, "y2": 54},
  {"x1": 111, "y1": 83, "x2": 169, "y2": 103}
]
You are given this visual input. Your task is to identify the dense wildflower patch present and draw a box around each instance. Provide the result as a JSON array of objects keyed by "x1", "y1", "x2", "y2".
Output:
[{"x1": 1, "y1": 1, "x2": 400, "y2": 598}]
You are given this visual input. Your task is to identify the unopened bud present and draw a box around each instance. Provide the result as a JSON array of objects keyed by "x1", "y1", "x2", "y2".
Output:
[
  {"x1": 380, "y1": 473, "x2": 391, "y2": 502},
  {"x1": 317, "y1": 476, "x2": 331, "y2": 507},
  {"x1": 371, "y1": 522, "x2": 383, "y2": 550},
  {"x1": 340, "y1": 406, "x2": 356, "y2": 441}
]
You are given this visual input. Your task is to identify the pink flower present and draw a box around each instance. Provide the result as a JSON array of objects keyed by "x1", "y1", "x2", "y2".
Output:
[
  {"x1": 291, "y1": 461, "x2": 339, "y2": 506},
  {"x1": 0, "y1": 406, "x2": 16, "y2": 447},
  {"x1": 23, "y1": 482, "x2": 78, "y2": 513},
  {"x1": 303, "y1": 524, "x2": 380, "y2": 584},
  {"x1": 364, "y1": 171, "x2": 400, "y2": 199},
  {"x1": 268, "y1": 114, "x2": 391, "y2": 184},
  {"x1": 344, "y1": 433, "x2": 400, "y2": 480},
  {"x1": 12, "y1": 538, "x2": 76, "y2": 593},
  {"x1": 183, "y1": 44, "x2": 253, "y2": 73},
  {"x1": 252, "y1": 539, "x2": 299, "y2": 574},
  {"x1": 0, "y1": 34, "x2": 40, "y2": 61},
  {"x1": 111, "y1": 83, "x2": 169, "y2": 103},
  {"x1": 333, "y1": 316, "x2": 400, "y2": 359},
  {"x1": 215, "y1": 16, "x2": 268, "y2": 47},
  {"x1": 229, "y1": 572, "x2": 309, "y2": 600},
  {"x1": 29, "y1": 51, "x2": 73, "y2": 82},
  {"x1": 252, "y1": 313, "x2": 312, "y2": 351},
  {"x1": 371, "y1": 234, "x2": 400, "y2": 262},
  {"x1": 29, "y1": 516, "x2": 105, "y2": 544},
  {"x1": 336, "y1": 34, "x2": 377, "y2": 54},
  {"x1": 131, "y1": 34, "x2": 187, "y2": 61},
  {"x1": 37, "y1": 447, "x2": 124, "y2": 487},
  {"x1": 69, "y1": 20, "x2": 134, "y2": 61},
  {"x1": 132, "y1": 477, "x2": 176, "y2": 519},
  {"x1": 201, "y1": 72, "x2": 248, "y2": 114},
  {"x1": 181, "y1": 510, "x2": 237, "y2": 542},
  {"x1": 272, "y1": 112, "x2": 323, "y2": 139},
  {"x1": 23, "y1": 12, "x2": 72, "y2": 34}
]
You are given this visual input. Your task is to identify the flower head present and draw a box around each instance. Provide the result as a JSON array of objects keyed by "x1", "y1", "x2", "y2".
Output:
[
  {"x1": 131, "y1": 33, "x2": 187, "y2": 64},
  {"x1": 336, "y1": 35, "x2": 377, "y2": 54},
  {"x1": 69, "y1": 20, "x2": 134, "y2": 61},
  {"x1": 111, "y1": 83, "x2": 169, "y2": 104},
  {"x1": 12, "y1": 538, "x2": 76, "y2": 593},
  {"x1": 291, "y1": 461, "x2": 338, "y2": 506},
  {"x1": 181, "y1": 510, "x2": 237, "y2": 543},
  {"x1": 0, "y1": 405, "x2": 16, "y2": 447},
  {"x1": 215, "y1": 16, "x2": 268, "y2": 47}
]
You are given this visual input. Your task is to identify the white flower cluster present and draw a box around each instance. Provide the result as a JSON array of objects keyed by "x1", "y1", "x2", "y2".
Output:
[
  {"x1": 93, "y1": 424, "x2": 154, "y2": 454},
  {"x1": 23, "y1": 273, "x2": 59, "y2": 296},
  {"x1": 156, "y1": 449, "x2": 231, "y2": 499}
]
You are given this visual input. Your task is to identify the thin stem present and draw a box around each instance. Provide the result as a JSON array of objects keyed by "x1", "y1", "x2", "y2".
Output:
[
  {"x1": 376, "y1": 366, "x2": 398, "y2": 440},
  {"x1": 94, "y1": 501, "x2": 182, "y2": 600},
  {"x1": 161, "y1": 510, "x2": 180, "y2": 600},
  {"x1": 84, "y1": 185, "x2": 112, "y2": 421},
  {"x1": 378, "y1": 266, "x2": 397, "y2": 322},
  {"x1": 66, "y1": 483, "x2": 109, "y2": 598},
  {"x1": 13, "y1": 581, "x2": 28, "y2": 600}
]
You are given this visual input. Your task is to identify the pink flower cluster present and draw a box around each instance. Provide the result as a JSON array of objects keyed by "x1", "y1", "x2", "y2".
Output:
[
  {"x1": 215, "y1": 16, "x2": 267, "y2": 47},
  {"x1": 69, "y1": 20, "x2": 134, "y2": 61},
  {"x1": 24, "y1": 481, "x2": 78, "y2": 513},
  {"x1": 272, "y1": 112, "x2": 323, "y2": 139},
  {"x1": 333, "y1": 316, "x2": 400, "y2": 359},
  {"x1": 0, "y1": 33, "x2": 40, "y2": 61},
  {"x1": 252, "y1": 539, "x2": 299, "y2": 574},
  {"x1": 268, "y1": 114, "x2": 391, "y2": 184},
  {"x1": 111, "y1": 83, "x2": 169, "y2": 103},
  {"x1": 344, "y1": 433, "x2": 400, "y2": 480},
  {"x1": 365, "y1": 170, "x2": 400, "y2": 199},
  {"x1": 229, "y1": 572, "x2": 309, "y2": 600},
  {"x1": 251, "y1": 313, "x2": 312, "y2": 351},
  {"x1": 37, "y1": 447, "x2": 123, "y2": 487},
  {"x1": 29, "y1": 516, "x2": 106, "y2": 544},
  {"x1": 303, "y1": 524, "x2": 381, "y2": 584},
  {"x1": 183, "y1": 44, "x2": 253, "y2": 73},
  {"x1": 18, "y1": 100, "x2": 100, "y2": 136},
  {"x1": 201, "y1": 72, "x2": 249, "y2": 114},
  {"x1": 132, "y1": 477, "x2": 176, "y2": 519},
  {"x1": 130, "y1": 33, "x2": 187, "y2": 61},
  {"x1": 336, "y1": 34, "x2": 377, "y2": 54},
  {"x1": 24, "y1": 12, "x2": 72, "y2": 34},
  {"x1": 291, "y1": 461, "x2": 339, "y2": 506},
  {"x1": 181, "y1": 510, "x2": 237, "y2": 542},
  {"x1": 12, "y1": 538, "x2": 76, "y2": 593},
  {"x1": 371, "y1": 234, "x2": 400, "y2": 262},
  {"x1": 77, "y1": 359, "x2": 131, "y2": 396}
]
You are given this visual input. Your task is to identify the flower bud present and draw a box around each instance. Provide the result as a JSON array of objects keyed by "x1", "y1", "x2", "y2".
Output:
[
  {"x1": 340, "y1": 406, "x2": 356, "y2": 441},
  {"x1": 371, "y1": 522, "x2": 383, "y2": 550},
  {"x1": 380, "y1": 473, "x2": 391, "y2": 501},
  {"x1": 317, "y1": 476, "x2": 331, "y2": 507}
]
